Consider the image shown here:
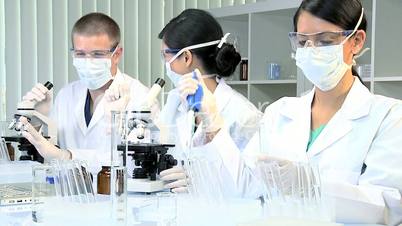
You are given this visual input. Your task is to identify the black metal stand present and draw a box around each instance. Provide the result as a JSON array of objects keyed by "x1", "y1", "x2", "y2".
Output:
[
  {"x1": 2, "y1": 136, "x2": 44, "y2": 163},
  {"x1": 117, "y1": 143, "x2": 177, "y2": 180}
]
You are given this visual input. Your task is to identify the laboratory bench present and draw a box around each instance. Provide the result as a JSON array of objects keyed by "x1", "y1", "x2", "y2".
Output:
[
  {"x1": 0, "y1": 162, "x2": 395, "y2": 226},
  {"x1": 0, "y1": 193, "x2": 389, "y2": 226}
]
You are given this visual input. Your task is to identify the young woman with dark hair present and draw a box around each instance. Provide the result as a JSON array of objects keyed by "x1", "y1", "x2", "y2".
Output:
[
  {"x1": 157, "y1": 9, "x2": 262, "y2": 194},
  {"x1": 188, "y1": 0, "x2": 402, "y2": 222}
]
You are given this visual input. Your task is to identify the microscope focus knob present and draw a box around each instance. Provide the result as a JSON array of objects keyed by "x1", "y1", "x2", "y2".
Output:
[
  {"x1": 135, "y1": 159, "x2": 142, "y2": 166},
  {"x1": 166, "y1": 154, "x2": 178, "y2": 167}
]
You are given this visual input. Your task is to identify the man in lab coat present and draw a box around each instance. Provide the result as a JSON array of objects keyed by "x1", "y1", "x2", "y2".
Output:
[{"x1": 20, "y1": 12, "x2": 158, "y2": 173}]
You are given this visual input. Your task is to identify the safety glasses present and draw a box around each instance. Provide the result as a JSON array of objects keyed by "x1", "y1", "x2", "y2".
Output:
[
  {"x1": 289, "y1": 8, "x2": 365, "y2": 52},
  {"x1": 288, "y1": 30, "x2": 354, "y2": 51},
  {"x1": 71, "y1": 43, "x2": 119, "y2": 59},
  {"x1": 160, "y1": 48, "x2": 181, "y2": 62}
]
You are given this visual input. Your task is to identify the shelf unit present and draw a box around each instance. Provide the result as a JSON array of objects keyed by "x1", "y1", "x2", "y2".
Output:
[{"x1": 209, "y1": 0, "x2": 402, "y2": 111}]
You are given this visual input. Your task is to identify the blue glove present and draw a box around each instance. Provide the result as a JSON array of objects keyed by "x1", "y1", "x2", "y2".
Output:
[
  {"x1": 178, "y1": 69, "x2": 224, "y2": 133},
  {"x1": 186, "y1": 71, "x2": 204, "y2": 112}
]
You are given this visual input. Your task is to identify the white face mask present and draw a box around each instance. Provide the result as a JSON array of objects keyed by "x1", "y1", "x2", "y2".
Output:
[
  {"x1": 73, "y1": 58, "x2": 113, "y2": 90},
  {"x1": 295, "y1": 9, "x2": 364, "y2": 92},
  {"x1": 164, "y1": 33, "x2": 231, "y2": 87},
  {"x1": 165, "y1": 62, "x2": 181, "y2": 87},
  {"x1": 295, "y1": 44, "x2": 352, "y2": 91}
]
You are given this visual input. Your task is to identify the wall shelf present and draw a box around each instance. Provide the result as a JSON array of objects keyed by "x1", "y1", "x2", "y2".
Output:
[
  {"x1": 249, "y1": 79, "x2": 297, "y2": 85},
  {"x1": 208, "y1": 0, "x2": 301, "y2": 18},
  {"x1": 225, "y1": 80, "x2": 249, "y2": 85},
  {"x1": 374, "y1": 76, "x2": 402, "y2": 82}
]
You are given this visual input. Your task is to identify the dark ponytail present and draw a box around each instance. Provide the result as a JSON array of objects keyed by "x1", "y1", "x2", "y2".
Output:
[
  {"x1": 293, "y1": 0, "x2": 367, "y2": 81},
  {"x1": 159, "y1": 9, "x2": 241, "y2": 77},
  {"x1": 215, "y1": 43, "x2": 241, "y2": 77}
]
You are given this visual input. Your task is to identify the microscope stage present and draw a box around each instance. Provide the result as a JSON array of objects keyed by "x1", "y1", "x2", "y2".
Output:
[{"x1": 127, "y1": 178, "x2": 165, "y2": 193}]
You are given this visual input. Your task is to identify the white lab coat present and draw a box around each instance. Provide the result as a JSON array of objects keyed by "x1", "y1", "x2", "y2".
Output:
[
  {"x1": 202, "y1": 78, "x2": 402, "y2": 223},
  {"x1": 51, "y1": 69, "x2": 158, "y2": 174},
  {"x1": 158, "y1": 78, "x2": 262, "y2": 195}
]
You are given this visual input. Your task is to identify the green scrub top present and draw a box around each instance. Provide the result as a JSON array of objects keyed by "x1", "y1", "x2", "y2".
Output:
[{"x1": 307, "y1": 124, "x2": 326, "y2": 151}]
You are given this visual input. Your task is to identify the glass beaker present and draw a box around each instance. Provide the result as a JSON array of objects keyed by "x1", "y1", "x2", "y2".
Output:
[
  {"x1": 32, "y1": 164, "x2": 57, "y2": 223},
  {"x1": 111, "y1": 111, "x2": 130, "y2": 167},
  {"x1": 157, "y1": 191, "x2": 177, "y2": 225},
  {"x1": 268, "y1": 62, "x2": 281, "y2": 80}
]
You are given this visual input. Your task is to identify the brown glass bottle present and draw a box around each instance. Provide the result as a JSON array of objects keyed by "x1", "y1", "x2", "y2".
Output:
[
  {"x1": 240, "y1": 59, "x2": 248, "y2": 81},
  {"x1": 97, "y1": 166, "x2": 110, "y2": 195}
]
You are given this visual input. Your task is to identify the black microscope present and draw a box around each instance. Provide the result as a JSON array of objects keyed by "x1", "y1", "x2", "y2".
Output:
[
  {"x1": 116, "y1": 78, "x2": 178, "y2": 193},
  {"x1": 2, "y1": 81, "x2": 56, "y2": 163}
]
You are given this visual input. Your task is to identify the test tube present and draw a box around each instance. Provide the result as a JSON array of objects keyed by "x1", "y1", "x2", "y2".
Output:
[
  {"x1": 111, "y1": 166, "x2": 127, "y2": 225},
  {"x1": 80, "y1": 160, "x2": 96, "y2": 202},
  {"x1": 0, "y1": 138, "x2": 10, "y2": 162}
]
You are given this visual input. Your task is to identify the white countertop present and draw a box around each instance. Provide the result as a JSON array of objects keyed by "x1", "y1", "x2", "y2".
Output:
[{"x1": 0, "y1": 193, "x2": 387, "y2": 226}]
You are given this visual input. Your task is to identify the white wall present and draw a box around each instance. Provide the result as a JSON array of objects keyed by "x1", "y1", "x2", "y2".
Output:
[{"x1": 0, "y1": 0, "x2": 260, "y2": 120}]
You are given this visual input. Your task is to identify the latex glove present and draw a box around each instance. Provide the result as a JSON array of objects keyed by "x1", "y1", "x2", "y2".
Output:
[
  {"x1": 22, "y1": 83, "x2": 53, "y2": 116},
  {"x1": 383, "y1": 191, "x2": 402, "y2": 226},
  {"x1": 104, "y1": 76, "x2": 130, "y2": 103},
  {"x1": 257, "y1": 155, "x2": 320, "y2": 200},
  {"x1": 177, "y1": 69, "x2": 224, "y2": 133},
  {"x1": 19, "y1": 117, "x2": 71, "y2": 160},
  {"x1": 256, "y1": 155, "x2": 297, "y2": 195},
  {"x1": 257, "y1": 155, "x2": 293, "y2": 168},
  {"x1": 160, "y1": 166, "x2": 188, "y2": 193},
  {"x1": 257, "y1": 155, "x2": 295, "y2": 180},
  {"x1": 104, "y1": 77, "x2": 131, "y2": 121}
]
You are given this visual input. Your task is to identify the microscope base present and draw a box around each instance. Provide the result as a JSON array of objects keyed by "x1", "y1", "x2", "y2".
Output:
[{"x1": 127, "y1": 178, "x2": 165, "y2": 193}]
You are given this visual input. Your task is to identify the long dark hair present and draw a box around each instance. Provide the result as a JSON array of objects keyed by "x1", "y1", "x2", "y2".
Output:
[
  {"x1": 159, "y1": 9, "x2": 241, "y2": 78},
  {"x1": 293, "y1": 0, "x2": 367, "y2": 79}
]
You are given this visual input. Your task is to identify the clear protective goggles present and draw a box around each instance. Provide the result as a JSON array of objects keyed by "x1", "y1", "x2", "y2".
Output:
[
  {"x1": 288, "y1": 8, "x2": 364, "y2": 52},
  {"x1": 162, "y1": 33, "x2": 231, "y2": 64},
  {"x1": 288, "y1": 30, "x2": 354, "y2": 51},
  {"x1": 71, "y1": 43, "x2": 119, "y2": 59},
  {"x1": 160, "y1": 48, "x2": 180, "y2": 62}
]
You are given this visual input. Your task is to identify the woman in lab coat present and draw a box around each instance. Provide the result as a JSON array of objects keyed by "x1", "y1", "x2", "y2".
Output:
[
  {"x1": 184, "y1": 0, "x2": 402, "y2": 223},
  {"x1": 157, "y1": 9, "x2": 262, "y2": 193}
]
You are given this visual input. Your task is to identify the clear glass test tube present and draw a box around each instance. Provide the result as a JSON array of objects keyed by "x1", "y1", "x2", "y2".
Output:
[{"x1": 111, "y1": 165, "x2": 127, "y2": 225}]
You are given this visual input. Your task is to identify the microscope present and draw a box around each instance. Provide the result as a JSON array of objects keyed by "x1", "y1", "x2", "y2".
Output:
[
  {"x1": 3, "y1": 81, "x2": 57, "y2": 162},
  {"x1": 116, "y1": 78, "x2": 178, "y2": 193}
]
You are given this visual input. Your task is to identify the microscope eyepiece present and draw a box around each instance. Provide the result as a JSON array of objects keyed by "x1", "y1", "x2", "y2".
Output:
[
  {"x1": 155, "y1": 78, "x2": 165, "y2": 87},
  {"x1": 44, "y1": 81, "x2": 53, "y2": 90}
]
